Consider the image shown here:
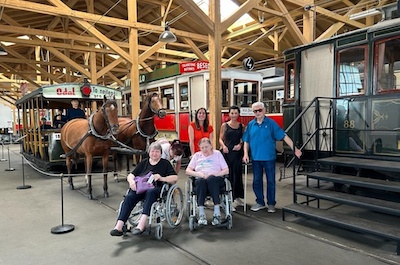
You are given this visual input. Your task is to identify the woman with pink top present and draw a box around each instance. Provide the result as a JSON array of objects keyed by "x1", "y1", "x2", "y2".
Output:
[{"x1": 186, "y1": 138, "x2": 229, "y2": 226}]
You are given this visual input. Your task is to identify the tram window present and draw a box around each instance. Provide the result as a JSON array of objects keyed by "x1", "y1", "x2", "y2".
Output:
[
  {"x1": 337, "y1": 47, "x2": 366, "y2": 96},
  {"x1": 126, "y1": 94, "x2": 132, "y2": 115},
  {"x1": 221, "y1": 80, "x2": 229, "y2": 109},
  {"x1": 139, "y1": 90, "x2": 146, "y2": 109},
  {"x1": 179, "y1": 83, "x2": 189, "y2": 111},
  {"x1": 161, "y1": 86, "x2": 174, "y2": 111},
  {"x1": 375, "y1": 37, "x2": 400, "y2": 93},
  {"x1": 233, "y1": 80, "x2": 258, "y2": 107},
  {"x1": 285, "y1": 62, "x2": 295, "y2": 100}
]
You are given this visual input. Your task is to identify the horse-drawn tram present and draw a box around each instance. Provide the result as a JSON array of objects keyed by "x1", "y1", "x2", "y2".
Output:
[
  {"x1": 281, "y1": 8, "x2": 400, "y2": 255},
  {"x1": 15, "y1": 83, "x2": 122, "y2": 170}
]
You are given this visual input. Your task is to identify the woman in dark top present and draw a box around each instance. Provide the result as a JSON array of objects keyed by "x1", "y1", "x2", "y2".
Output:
[
  {"x1": 110, "y1": 142, "x2": 178, "y2": 236},
  {"x1": 219, "y1": 105, "x2": 245, "y2": 209}
]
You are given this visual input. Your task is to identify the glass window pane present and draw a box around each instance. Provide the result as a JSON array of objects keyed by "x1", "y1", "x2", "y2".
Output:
[
  {"x1": 337, "y1": 47, "x2": 366, "y2": 96},
  {"x1": 375, "y1": 37, "x2": 400, "y2": 94}
]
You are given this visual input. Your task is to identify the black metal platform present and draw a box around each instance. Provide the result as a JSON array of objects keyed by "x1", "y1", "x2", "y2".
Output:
[
  {"x1": 283, "y1": 203, "x2": 400, "y2": 255},
  {"x1": 318, "y1": 156, "x2": 400, "y2": 173}
]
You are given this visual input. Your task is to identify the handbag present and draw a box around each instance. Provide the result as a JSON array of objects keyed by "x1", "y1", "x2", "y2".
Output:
[{"x1": 134, "y1": 171, "x2": 155, "y2": 194}]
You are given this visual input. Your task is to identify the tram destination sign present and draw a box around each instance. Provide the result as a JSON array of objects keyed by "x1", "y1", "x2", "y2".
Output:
[{"x1": 42, "y1": 84, "x2": 122, "y2": 99}]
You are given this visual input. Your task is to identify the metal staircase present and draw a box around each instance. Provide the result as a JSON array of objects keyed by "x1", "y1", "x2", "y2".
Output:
[{"x1": 281, "y1": 97, "x2": 400, "y2": 255}]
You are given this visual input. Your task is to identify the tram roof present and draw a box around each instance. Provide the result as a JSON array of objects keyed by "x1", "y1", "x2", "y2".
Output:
[
  {"x1": 15, "y1": 83, "x2": 122, "y2": 106},
  {"x1": 283, "y1": 17, "x2": 400, "y2": 56}
]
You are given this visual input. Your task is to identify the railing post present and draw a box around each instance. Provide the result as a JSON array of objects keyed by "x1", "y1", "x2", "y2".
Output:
[{"x1": 315, "y1": 99, "x2": 320, "y2": 170}]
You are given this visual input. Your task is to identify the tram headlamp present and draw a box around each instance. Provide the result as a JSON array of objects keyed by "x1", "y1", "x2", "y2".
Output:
[{"x1": 80, "y1": 78, "x2": 91, "y2": 97}]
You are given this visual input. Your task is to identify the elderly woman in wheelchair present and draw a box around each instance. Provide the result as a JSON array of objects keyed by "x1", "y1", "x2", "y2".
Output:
[
  {"x1": 110, "y1": 142, "x2": 181, "y2": 237},
  {"x1": 186, "y1": 137, "x2": 233, "y2": 229}
]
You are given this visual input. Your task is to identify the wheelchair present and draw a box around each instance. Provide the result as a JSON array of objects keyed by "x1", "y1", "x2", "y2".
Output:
[
  {"x1": 185, "y1": 175, "x2": 233, "y2": 231},
  {"x1": 118, "y1": 183, "x2": 184, "y2": 239}
]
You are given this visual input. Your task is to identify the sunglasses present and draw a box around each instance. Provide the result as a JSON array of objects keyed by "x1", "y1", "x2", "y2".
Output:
[{"x1": 253, "y1": 109, "x2": 264, "y2": 113}]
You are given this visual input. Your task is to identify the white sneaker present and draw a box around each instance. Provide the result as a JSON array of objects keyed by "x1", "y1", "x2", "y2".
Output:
[
  {"x1": 234, "y1": 198, "x2": 244, "y2": 206},
  {"x1": 267, "y1": 205, "x2": 276, "y2": 213},
  {"x1": 250, "y1": 203, "x2": 266, "y2": 212},
  {"x1": 211, "y1": 215, "x2": 221, "y2": 226},
  {"x1": 232, "y1": 206, "x2": 236, "y2": 212},
  {"x1": 198, "y1": 215, "x2": 207, "y2": 226}
]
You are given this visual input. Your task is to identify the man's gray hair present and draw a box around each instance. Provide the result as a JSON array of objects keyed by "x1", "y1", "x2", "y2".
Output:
[
  {"x1": 148, "y1": 142, "x2": 162, "y2": 153},
  {"x1": 252, "y1": 101, "x2": 265, "y2": 109}
]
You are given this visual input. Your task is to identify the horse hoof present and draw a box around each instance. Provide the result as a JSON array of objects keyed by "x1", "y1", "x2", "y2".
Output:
[{"x1": 104, "y1": 192, "x2": 109, "y2": 198}]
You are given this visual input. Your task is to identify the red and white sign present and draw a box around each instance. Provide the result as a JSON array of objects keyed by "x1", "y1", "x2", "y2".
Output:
[{"x1": 179, "y1": 60, "x2": 209, "y2": 74}]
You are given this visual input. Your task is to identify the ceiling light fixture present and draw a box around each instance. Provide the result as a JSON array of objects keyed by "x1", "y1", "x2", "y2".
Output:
[
  {"x1": 349, "y1": 8, "x2": 383, "y2": 20},
  {"x1": 159, "y1": 22, "x2": 177, "y2": 43}
]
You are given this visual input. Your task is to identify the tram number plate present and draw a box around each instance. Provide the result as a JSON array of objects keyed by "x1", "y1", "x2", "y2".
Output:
[{"x1": 53, "y1": 133, "x2": 61, "y2": 140}]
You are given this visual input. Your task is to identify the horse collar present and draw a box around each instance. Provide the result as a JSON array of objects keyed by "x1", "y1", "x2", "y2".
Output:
[
  {"x1": 89, "y1": 113, "x2": 113, "y2": 140},
  {"x1": 135, "y1": 115, "x2": 158, "y2": 140}
]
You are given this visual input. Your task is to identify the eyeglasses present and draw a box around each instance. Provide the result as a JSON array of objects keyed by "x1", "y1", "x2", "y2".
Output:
[{"x1": 253, "y1": 109, "x2": 264, "y2": 113}]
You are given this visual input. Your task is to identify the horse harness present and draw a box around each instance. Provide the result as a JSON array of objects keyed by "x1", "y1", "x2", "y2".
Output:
[{"x1": 65, "y1": 101, "x2": 118, "y2": 157}]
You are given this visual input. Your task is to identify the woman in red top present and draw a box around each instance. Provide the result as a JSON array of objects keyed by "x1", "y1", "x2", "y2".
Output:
[{"x1": 188, "y1": 107, "x2": 213, "y2": 156}]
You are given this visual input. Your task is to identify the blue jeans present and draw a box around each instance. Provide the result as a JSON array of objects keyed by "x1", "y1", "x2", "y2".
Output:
[{"x1": 252, "y1": 160, "x2": 276, "y2": 206}]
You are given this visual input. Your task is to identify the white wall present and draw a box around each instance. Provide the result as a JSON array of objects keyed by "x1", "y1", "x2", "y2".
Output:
[{"x1": 0, "y1": 104, "x2": 13, "y2": 129}]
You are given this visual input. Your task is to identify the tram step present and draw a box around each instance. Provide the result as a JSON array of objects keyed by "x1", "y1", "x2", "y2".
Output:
[
  {"x1": 282, "y1": 203, "x2": 400, "y2": 255},
  {"x1": 318, "y1": 156, "x2": 400, "y2": 173},
  {"x1": 306, "y1": 171, "x2": 400, "y2": 193},
  {"x1": 296, "y1": 187, "x2": 400, "y2": 216}
]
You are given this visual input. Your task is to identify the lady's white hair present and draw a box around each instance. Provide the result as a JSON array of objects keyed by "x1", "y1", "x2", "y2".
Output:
[
  {"x1": 148, "y1": 142, "x2": 162, "y2": 153},
  {"x1": 252, "y1": 101, "x2": 265, "y2": 109}
]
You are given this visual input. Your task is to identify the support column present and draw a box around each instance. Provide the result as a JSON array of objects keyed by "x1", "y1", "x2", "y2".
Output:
[
  {"x1": 208, "y1": 0, "x2": 222, "y2": 148},
  {"x1": 128, "y1": 0, "x2": 140, "y2": 119}
]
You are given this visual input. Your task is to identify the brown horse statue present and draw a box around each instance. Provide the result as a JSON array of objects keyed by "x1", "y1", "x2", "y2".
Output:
[
  {"x1": 113, "y1": 92, "x2": 166, "y2": 179},
  {"x1": 60, "y1": 96, "x2": 119, "y2": 199}
]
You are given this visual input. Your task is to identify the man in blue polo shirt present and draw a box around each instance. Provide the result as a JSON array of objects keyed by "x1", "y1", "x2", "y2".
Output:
[{"x1": 243, "y1": 102, "x2": 302, "y2": 213}]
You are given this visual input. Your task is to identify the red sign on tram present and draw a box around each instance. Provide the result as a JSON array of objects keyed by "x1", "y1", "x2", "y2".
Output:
[{"x1": 179, "y1": 60, "x2": 209, "y2": 74}]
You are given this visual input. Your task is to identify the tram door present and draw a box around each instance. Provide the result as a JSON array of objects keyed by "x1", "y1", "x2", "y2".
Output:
[{"x1": 189, "y1": 75, "x2": 206, "y2": 115}]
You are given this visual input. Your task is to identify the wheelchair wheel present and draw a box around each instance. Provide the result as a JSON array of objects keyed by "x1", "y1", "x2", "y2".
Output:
[
  {"x1": 185, "y1": 180, "x2": 192, "y2": 221},
  {"x1": 155, "y1": 223, "x2": 163, "y2": 240},
  {"x1": 189, "y1": 216, "x2": 196, "y2": 231},
  {"x1": 166, "y1": 185, "x2": 184, "y2": 228},
  {"x1": 127, "y1": 200, "x2": 144, "y2": 227}
]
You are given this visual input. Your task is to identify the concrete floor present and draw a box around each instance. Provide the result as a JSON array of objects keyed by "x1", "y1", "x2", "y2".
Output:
[{"x1": 0, "y1": 143, "x2": 399, "y2": 265}]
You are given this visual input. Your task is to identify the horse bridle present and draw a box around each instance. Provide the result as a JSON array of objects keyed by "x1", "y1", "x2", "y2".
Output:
[
  {"x1": 148, "y1": 93, "x2": 166, "y2": 119},
  {"x1": 135, "y1": 94, "x2": 166, "y2": 149},
  {"x1": 89, "y1": 100, "x2": 118, "y2": 140}
]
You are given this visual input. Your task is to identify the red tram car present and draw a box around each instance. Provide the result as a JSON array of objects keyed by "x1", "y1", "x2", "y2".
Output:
[{"x1": 121, "y1": 62, "x2": 283, "y2": 151}]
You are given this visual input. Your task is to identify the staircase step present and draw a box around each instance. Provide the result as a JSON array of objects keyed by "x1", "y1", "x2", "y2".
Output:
[
  {"x1": 283, "y1": 204, "x2": 400, "y2": 255},
  {"x1": 318, "y1": 156, "x2": 400, "y2": 173},
  {"x1": 296, "y1": 187, "x2": 400, "y2": 216},
  {"x1": 307, "y1": 171, "x2": 400, "y2": 193}
]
